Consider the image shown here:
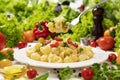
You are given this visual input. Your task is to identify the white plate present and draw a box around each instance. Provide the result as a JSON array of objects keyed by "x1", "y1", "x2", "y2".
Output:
[{"x1": 14, "y1": 43, "x2": 108, "y2": 68}]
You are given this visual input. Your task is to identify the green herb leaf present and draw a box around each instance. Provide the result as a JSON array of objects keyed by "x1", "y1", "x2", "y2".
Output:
[
  {"x1": 7, "y1": 50, "x2": 14, "y2": 61},
  {"x1": 79, "y1": 48, "x2": 83, "y2": 52},
  {"x1": 59, "y1": 67, "x2": 73, "y2": 80},
  {"x1": 0, "y1": 52, "x2": 8, "y2": 60},
  {"x1": 63, "y1": 42, "x2": 68, "y2": 47},
  {"x1": 90, "y1": 63, "x2": 120, "y2": 80},
  {"x1": 33, "y1": 73, "x2": 49, "y2": 80},
  {"x1": 66, "y1": 53, "x2": 70, "y2": 56}
]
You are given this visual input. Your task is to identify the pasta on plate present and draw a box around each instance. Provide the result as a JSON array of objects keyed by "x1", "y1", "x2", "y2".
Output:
[{"x1": 26, "y1": 38, "x2": 94, "y2": 63}]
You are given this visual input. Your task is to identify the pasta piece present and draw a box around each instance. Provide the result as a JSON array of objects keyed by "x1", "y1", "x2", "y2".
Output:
[
  {"x1": 65, "y1": 48, "x2": 73, "y2": 54},
  {"x1": 47, "y1": 22, "x2": 55, "y2": 32},
  {"x1": 26, "y1": 47, "x2": 36, "y2": 57},
  {"x1": 71, "y1": 49, "x2": 78, "y2": 54},
  {"x1": 30, "y1": 52, "x2": 41, "y2": 61},
  {"x1": 34, "y1": 43, "x2": 42, "y2": 52},
  {"x1": 85, "y1": 47, "x2": 94, "y2": 58},
  {"x1": 64, "y1": 56, "x2": 71, "y2": 63},
  {"x1": 59, "y1": 52, "x2": 65, "y2": 59},
  {"x1": 79, "y1": 54, "x2": 89, "y2": 61},
  {"x1": 51, "y1": 48, "x2": 60, "y2": 55},
  {"x1": 48, "y1": 54, "x2": 62, "y2": 63},
  {"x1": 40, "y1": 55, "x2": 48, "y2": 62},
  {"x1": 47, "y1": 16, "x2": 70, "y2": 33},
  {"x1": 58, "y1": 41, "x2": 64, "y2": 46},
  {"x1": 40, "y1": 45, "x2": 51, "y2": 55},
  {"x1": 70, "y1": 54, "x2": 78, "y2": 62},
  {"x1": 59, "y1": 47, "x2": 66, "y2": 52}
]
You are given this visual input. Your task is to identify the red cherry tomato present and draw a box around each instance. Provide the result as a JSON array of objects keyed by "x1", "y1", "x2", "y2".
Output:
[
  {"x1": 55, "y1": 37, "x2": 63, "y2": 41},
  {"x1": 67, "y1": 38, "x2": 78, "y2": 48},
  {"x1": 96, "y1": 36, "x2": 115, "y2": 50},
  {"x1": 27, "y1": 68, "x2": 37, "y2": 79},
  {"x1": 17, "y1": 41, "x2": 27, "y2": 49},
  {"x1": 90, "y1": 41, "x2": 97, "y2": 47},
  {"x1": 108, "y1": 53, "x2": 117, "y2": 62},
  {"x1": 71, "y1": 43, "x2": 78, "y2": 48},
  {"x1": 0, "y1": 32, "x2": 6, "y2": 50},
  {"x1": 81, "y1": 67, "x2": 94, "y2": 80},
  {"x1": 67, "y1": 38, "x2": 73, "y2": 44},
  {"x1": 50, "y1": 41, "x2": 59, "y2": 48},
  {"x1": 79, "y1": 4, "x2": 85, "y2": 12}
]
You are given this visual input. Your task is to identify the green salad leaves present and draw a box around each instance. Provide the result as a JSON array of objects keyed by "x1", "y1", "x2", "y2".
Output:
[
  {"x1": 59, "y1": 67, "x2": 73, "y2": 80},
  {"x1": 0, "y1": 13, "x2": 23, "y2": 47},
  {"x1": 0, "y1": 0, "x2": 79, "y2": 47},
  {"x1": 91, "y1": 63, "x2": 120, "y2": 80}
]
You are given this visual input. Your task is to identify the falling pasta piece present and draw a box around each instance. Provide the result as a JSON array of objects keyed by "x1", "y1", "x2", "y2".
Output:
[{"x1": 47, "y1": 16, "x2": 70, "y2": 33}]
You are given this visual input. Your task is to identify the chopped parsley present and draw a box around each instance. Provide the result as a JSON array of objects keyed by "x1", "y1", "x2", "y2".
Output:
[{"x1": 79, "y1": 47, "x2": 83, "y2": 52}]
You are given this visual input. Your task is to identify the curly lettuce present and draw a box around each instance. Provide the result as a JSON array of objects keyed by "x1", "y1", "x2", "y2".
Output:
[
  {"x1": 0, "y1": 13, "x2": 23, "y2": 47},
  {"x1": 21, "y1": 0, "x2": 79, "y2": 30}
]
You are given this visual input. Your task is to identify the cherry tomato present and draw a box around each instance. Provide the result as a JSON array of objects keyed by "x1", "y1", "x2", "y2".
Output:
[
  {"x1": 67, "y1": 38, "x2": 73, "y2": 44},
  {"x1": 50, "y1": 41, "x2": 59, "y2": 48},
  {"x1": 0, "y1": 32, "x2": 6, "y2": 50},
  {"x1": 90, "y1": 41, "x2": 97, "y2": 47},
  {"x1": 96, "y1": 36, "x2": 115, "y2": 50},
  {"x1": 71, "y1": 43, "x2": 78, "y2": 48},
  {"x1": 23, "y1": 30, "x2": 35, "y2": 42},
  {"x1": 27, "y1": 68, "x2": 37, "y2": 79},
  {"x1": 17, "y1": 41, "x2": 27, "y2": 49},
  {"x1": 55, "y1": 37, "x2": 63, "y2": 41},
  {"x1": 67, "y1": 38, "x2": 78, "y2": 48},
  {"x1": 79, "y1": 4, "x2": 85, "y2": 12},
  {"x1": 81, "y1": 67, "x2": 94, "y2": 80},
  {"x1": 108, "y1": 53, "x2": 117, "y2": 62}
]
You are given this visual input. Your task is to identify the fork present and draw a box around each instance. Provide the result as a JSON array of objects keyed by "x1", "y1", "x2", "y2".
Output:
[{"x1": 69, "y1": 0, "x2": 108, "y2": 27}]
